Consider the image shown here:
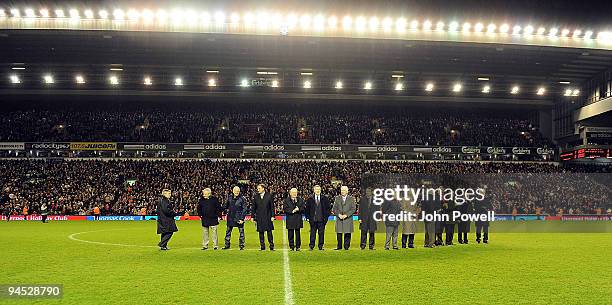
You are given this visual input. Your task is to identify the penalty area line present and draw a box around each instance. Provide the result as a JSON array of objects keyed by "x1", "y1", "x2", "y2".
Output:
[{"x1": 282, "y1": 221, "x2": 295, "y2": 305}]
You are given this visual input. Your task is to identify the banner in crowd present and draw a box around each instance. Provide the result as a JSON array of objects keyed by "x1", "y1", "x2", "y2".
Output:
[{"x1": 13, "y1": 142, "x2": 556, "y2": 156}]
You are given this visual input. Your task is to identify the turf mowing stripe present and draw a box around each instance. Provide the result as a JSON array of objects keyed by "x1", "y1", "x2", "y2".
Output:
[{"x1": 282, "y1": 221, "x2": 295, "y2": 305}]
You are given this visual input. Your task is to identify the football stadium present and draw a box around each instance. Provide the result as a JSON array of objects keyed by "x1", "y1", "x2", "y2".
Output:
[{"x1": 1, "y1": 1, "x2": 611, "y2": 304}]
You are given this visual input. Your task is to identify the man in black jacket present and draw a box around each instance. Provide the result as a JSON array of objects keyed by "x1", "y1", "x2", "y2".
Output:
[
  {"x1": 304, "y1": 185, "x2": 331, "y2": 250},
  {"x1": 157, "y1": 188, "x2": 178, "y2": 251},
  {"x1": 223, "y1": 186, "x2": 248, "y2": 250},
  {"x1": 284, "y1": 188, "x2": 305, "y2": 251},
  {"x1": 252, "y1": 184, "x2": 275, "y2": 251},
  {"x1": 359, "y1": 188, "x2": 377, "y2": 250},
  {"x1": 198, "y1": 188, "x2": 222, "y2": 250}
]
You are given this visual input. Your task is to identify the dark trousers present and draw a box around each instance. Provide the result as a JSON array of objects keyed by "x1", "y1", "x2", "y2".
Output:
[
  {"x1": 336, "y1": 233, "x2": 352, "y2": 250},
  {"x1": 457, "y1": 221, "x2": 469, "y2": 243},
  {"x1": 401, "y1": 234, "x2": 415, "y2": 248},
  {"x1": 225, "y1": 226, "x2": 245, "y2": 248},
  {"x1": 41, "y1": 215, "x2": 48, "y2": 223},
  {"x1": 309, "y1": 221, "x2": 326, "y2": 249},
  {"x1": 445, "y1": 224, "x2": 455, "y2": 244},
  {"x1": 258, "y1": 230, "x2": 274, "y2": 249},
  {"x1": 476, "y1": 222, "x2": 489, "y2": 242},
  {"x1": 288, "y1": 229, "x2": 301, "y2": 249},
  {"x1": 159, "y1": 232, "x2": 173, "y2": 248},
  {"x1": 360, "y1": 230, "x2": 375, "y2": 249}
]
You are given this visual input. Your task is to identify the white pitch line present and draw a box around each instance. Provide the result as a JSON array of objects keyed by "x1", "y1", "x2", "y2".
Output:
[{"x1": 282, "y1": 221, "x2": 295, "y2": 305}]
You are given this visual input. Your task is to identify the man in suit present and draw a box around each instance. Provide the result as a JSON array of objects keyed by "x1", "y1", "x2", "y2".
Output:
[
  {"x1": 198, "y1": 188, "x2": 222, "y2": 250},
  {"x1": 333, "y1": 185, "x2": 356, "y2": 250},
  {"x1": 252, "y1": 184, "x2": 275, "y2": 251},
  {"x1": 359, "y1": 188, "x2": 377, "y2": 250},
  {"x1": 304, "y1": 185, "x2": 331, "y2": 250},
  {"x1": 157, "y1": 188, "x2": 178, "y2": 251},
  {"x1": 223, "y1": 186, "x2": 248, "y2": 250},
  {"x1": 443, "y1": 201, "x2": 456, "y2": 245},
  {"x1": 284, "y1": 188, "x2": 305, "y2": 251},
  {"x1": 421, "y1": 196, "x2": 437, "y2": 248},
  {"x1": 457, "y1": 201, "x2": 472, "y2": 244},
  {"x1": 475, "y1": 189, "x2": 491, "y2": 244},
  {"x1": 382, "y1": 198, "x2": 401, "y2": 250}
]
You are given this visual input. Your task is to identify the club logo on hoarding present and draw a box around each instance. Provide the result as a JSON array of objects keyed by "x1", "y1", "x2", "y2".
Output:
[
  {"x1": 512, "y1": 147, "x2": 531, "y2": 155},
  {"x1": 461, "y1": 146, "x2": 481, "y2": 154},
  {"x1": 486, "y1": 147, "x2": 506, "y2": 154}
]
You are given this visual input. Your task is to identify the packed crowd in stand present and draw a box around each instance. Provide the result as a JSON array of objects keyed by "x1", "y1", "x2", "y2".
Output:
[
  {"x1": 0, "y1": 105, "x2": 551, "y2": 146},
  {"x1": 1, "y1": 159, "x2": 609, "y2": 218}
]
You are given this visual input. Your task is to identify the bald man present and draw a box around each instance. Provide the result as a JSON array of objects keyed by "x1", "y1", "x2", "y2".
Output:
[
  {"x1": 284, "y1": 188, "x2": 305, "y2": 251},
  {"x1": 222, "y1": 186, "x2": 248, "y2": 250},
  {"x1": 333, "y1": 186, "x2": 356, "y2": 250}
]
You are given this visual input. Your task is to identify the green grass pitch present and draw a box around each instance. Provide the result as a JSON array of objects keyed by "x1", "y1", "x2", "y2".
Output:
[{"x1": 1, "y1": 220, "x2": 611, "y2": 305}]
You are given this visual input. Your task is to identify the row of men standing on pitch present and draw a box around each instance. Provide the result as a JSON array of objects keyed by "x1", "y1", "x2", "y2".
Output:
[{"x1": 156, "y1": 184, "x2": 491, "y2": 251}]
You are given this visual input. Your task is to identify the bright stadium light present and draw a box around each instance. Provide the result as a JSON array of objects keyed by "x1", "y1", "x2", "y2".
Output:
[
  {"x1": 75, "y1": 75, "x2": 85, "y2": 84},
  {"x1": 369, "y1": 17, "x2": 379, "y2": 32},
  {"x1": 143, "y1": 76, "x2": 152, "y2": 86},
  {"x1": 436, "y1": 21, "x2": 445, "y2": 31},
  {"x1": 342, "y1": 16, "x2": 352, "y2": 30},
  {"x1": 142, "y1": 9, "x2": 154, "y2": 23},
  {"x1": 524, "y1": 25, "x2": 534, "y2": 35},
  {"x1": 303, "y1": 80, "x2": 312, "y2": 88},
  {"x1": 487, "y1": 23, "x2": 496, "y2": 33},
  {"x1": 453, "y1": 83, "x2": 462, "y2": 92},
  {"x1": 584, "y1": 31, "x2": 593, "y2": 39},
  {"x1": 512, "y1": 25, "x2": 521, "y2": 34},
  {"x1": 240, "y1": 79, "x2": 249, "y2": 87},
  {"x1": 536, "y1": 87, "x2": 546, "y2": 95},
  {"x1": 561, "y1": 29, "x2": 570, "y2": 37},
  {"x1": 537, "y1": 27, "x2": 546, "y2": 35},
  {"x1": 410, "y1": 20, "x2": 419, "y2": 30},
  {"x1": 174, "y1": 78, "x2": 183, "y2": 86},
  {"x1": 573, "y1": 29, "x2": 582, "y2": 38},
  {"x1": 25, "y1": 8, "x2": 35, "y2": 18},
  {"x1": 382, "y1": 17, "x2": 393, "y2": 32},
  {"x1": 572, "y1": 89, "x2": 580, "y2": 96},
  {"x1": 10, "y1": 75, "x2": 21, "y2": 84},
  {"x1": 511, "y1": 86, "x2": 520, "y2": 94},
  {"x1": 84, "y1": 9, "x2": 94, "y2": 19},
  {"x1": 186, "y1": 10, "x2": 199, "y2": 25},
  {"x1": 98, "y1": 10, "x2": 108, "y2": 19},
  {"x1": 474, "y1": 23, "x2": 484, "y2": 33},
  {"x1": 313, "y1": 14, "x2": 325, "y2": 30},
  {"x1": 482, "y1": 85, "x2": 491, "y2": 93},
  {"x1": 328, "y1": 15, "x2": 338, "y2": 28},
  {"x1": 230, "y1": 12, "x2": 240, "y2": 24},
  {"x1": 40, "y1": 9, "x2": 49, "y2": 18},
  {"x1": 109, "y1": 75, "x2": 119, "y2": 85},
  {"x1": 356, "y1": 16, "x2": 367, "y2": 31},
  {"x1": 242, "y1": 12, "x2": 254, "y2": 26},
  {"x1": 422, "y1": 20, "x2": 432, "y2": 31},
  {"x1": 364, "y1": 81, "x2": 372, "y2": 90},
  {"x1": 462, "y1": 22, "x2": 471, "y2": 32},
  {"x1": 214, "y1": 11, "x2": 225, "y2": 25},
  {"x1": 449, "y1": 21, "x2": 459, "y2": 32},
  {"x1": 549, "y1": 28, "x2": 558, "y2": 37},
  {"x1": 564, "y1": 89, "x2": 572, "y2": 96},
  {"x1": 156, "y1": 10, "x2": 168, "y2": 23},
  {"x1": 500, "y1": 24, "x2": 510, "y2": 33},
  {"x1": 69, "y1": 9, "x2": 79, "y2": 19},
  {"x1": 300, "y1": 14, "x2": 311, "y2": 29},
  {"x1": 335, "y1": 81, "x2": 343, "y2": 89},
  {"x1": 10, "y1": 8, "x2": 20, "y2": 18},
  {"x1": 170, "y1": 9, "x2": 183, "y2": 25},
  {"x1": 425, "y1": 82, "x2": 434, "y2": 92},
  {"x1": 395, "y1": 17, "x2": 406, "y2": 32},
  {"x1": 43, "y1": 74, "x2": 54, "y2": 84},
  {"x1": 271, "y1": 80, "x2": 279, "y2": 87},
  {"x1": 55, "y1": 9, "x2": 65, "y2": 18},
  {"x1": 113, "y1": 9, "x2": 125, "y2": 20},
  {"x1": 0, "y1": 9, "x2": 5, "y2": 17},
  {"x1": 394, "y1": 82, "x2": 403, "y2": 91},
  {"x1": 208, "y1": 78, "x2": 217, "y2": 87}
]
